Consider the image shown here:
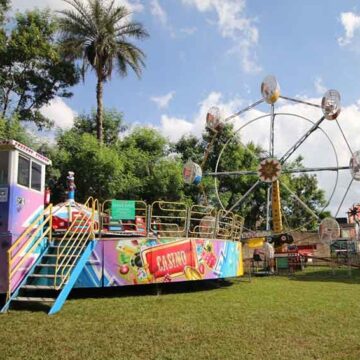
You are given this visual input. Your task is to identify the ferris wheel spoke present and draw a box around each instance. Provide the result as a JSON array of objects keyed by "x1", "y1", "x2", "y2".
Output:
[
  {"x1": 335, "y1": 178, "x2": 354, "y2": 217},
  {"x1": 279, "y1": 95, "x2": 322, "y2": 109},
  {"x1": 336, "y1": 119, "x2": 354, "y2": 156},
  {"x1": 224, "y1": 99, "x2": 264, "y2": 122},
  {"x1": 281, "y1": 165, "x2": 350, "y2": 174},
  {"x1": 240, "y1": 138, "x2": 267, "y2": 162},
  {"x1": 279, "y1": 180, "x2": 320, "y2": 221},
  {"x1": 279, "y1": 116, "x2": 326, "y2": 164},
  {"x1": 206, "y1": 169, "x2": 258, "y2": 176},
  {"x1": 269, "y1": 104, "x2": 275, "y2": 157},
  {"x1": 225, "y1": 180, "x2": 261, "y2": 215}
]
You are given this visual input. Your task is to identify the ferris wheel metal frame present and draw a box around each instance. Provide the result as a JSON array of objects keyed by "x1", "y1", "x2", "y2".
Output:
[{"x1": 201, "y1": 75, "x2": 360, "y2": 236}]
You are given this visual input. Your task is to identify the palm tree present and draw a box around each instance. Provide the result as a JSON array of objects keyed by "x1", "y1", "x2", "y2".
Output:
[{"x1": 58, "y1": 0, "x2": 149, "y2": 144}]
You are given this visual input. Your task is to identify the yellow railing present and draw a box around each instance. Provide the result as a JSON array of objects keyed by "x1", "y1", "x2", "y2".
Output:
[
  {"x1": 150, "y1": 201, "x2": 188, "y2": 237},
  {"x1": 6, "y1": 204, "x2": 53, "y2": 300},
  {"x1": 54, "y1": 197, "x2": 98, "y2": 290},
  {"x1": 188, "y1": 205, "x2": 217, "y2": 238},
  {"x1": 99, "y1": 199, "x2": 244, "y2": 241},
  {"x1": 232, "y1": 214, "x2": 244, "y2": 241},
  {"x1": 101, "y1": 200, "x2": 147, "y2": 234}
]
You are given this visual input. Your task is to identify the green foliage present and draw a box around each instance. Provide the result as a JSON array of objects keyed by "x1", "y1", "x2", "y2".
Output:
[
  {"x1": 51, "y1": 131, "x2": 124, "y2": 202},
  {"x1": 117, "y1": 127, "x2": 183, "y2": 202},
  {"x1": 0, "y1": 116, "x2": 35, "y2": 147},
  {"x1": 50, "y1": 125, "x2": 184, "y2": 205},
  {"x1": 58, "y1": 0, "x2": 149, "y2": 143},
  {"x1": 0, "y1": 9, "x2": 79, "y2": 128},
  {"x1": 0, "y1": 0, "x2": 9, "y2": 24},
  {"x1": 73, "y1": 109, "x2": 127, "y2": 146}
]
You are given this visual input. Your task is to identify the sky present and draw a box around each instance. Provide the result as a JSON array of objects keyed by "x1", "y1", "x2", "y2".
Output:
[{"x1": 10, "y1": 0, "x2": 360, "y2": 218}]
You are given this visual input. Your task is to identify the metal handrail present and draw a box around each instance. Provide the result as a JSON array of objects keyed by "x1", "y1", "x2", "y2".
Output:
[
  {"x1": 188, "y1": 205, "x2": 217, "y2": 238},
  {"x1": 54, "y1": 197, "x2": 98, "y2": 289},
  {"x1": 6, "y1": 204, "x2": 53, "y2": 300},
  {"x1": 150, "y1": 201, "x2": 187, "y2": 237},
  {"x1": 101, "y1": 200, "x2": 147, "y2": 235},
  {"x1": 217, "y1": 209, "x2": 235, "y2": 239},
  {"x1": 232, "y1": 214, "x2": 244, "y2": 240},
  {"x1": 98, "y1": 199, "x2": 244, "y2": 241}
]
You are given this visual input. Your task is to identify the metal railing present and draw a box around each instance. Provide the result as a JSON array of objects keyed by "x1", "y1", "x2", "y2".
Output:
[
  {"x1": 188, "y1": 205, "x2": 217, "y2": 238},
  {"x1": 98, "y1": 200, "x2": 243, "y2": 240},
  {"x1": 101, "y1": 200, "x2": 147, "y2": 235},
  {"x1": 150, "y1": 201, "x2": 188, "y2": 237},
  {"x1": 54, "y1": 197, "x2": 98, "y2": 290},
  {"x1": 6, "y1": 204, "x2": 53, "y2": 300},
  {"x1": 98, "y1": 199, "x2": 244, "y2": 240}
]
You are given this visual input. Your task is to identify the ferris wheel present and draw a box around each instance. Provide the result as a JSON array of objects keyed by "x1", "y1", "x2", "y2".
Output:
[{"x1": 184, "y1": 75, "x2": 360, "y2": 243}]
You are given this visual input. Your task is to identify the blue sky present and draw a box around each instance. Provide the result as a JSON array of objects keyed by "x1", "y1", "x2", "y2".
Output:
[
  {"x1": 11, "y1": 0, "x2": 360, "y2": 129},
  {"x1": 11, "y1": 0, "x2": 360, "y2": 216}
]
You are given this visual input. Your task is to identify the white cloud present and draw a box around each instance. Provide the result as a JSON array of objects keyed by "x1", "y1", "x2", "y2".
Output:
[
  {"x1": 11, "y1": 0, "x2": 143, "y2": 15},
  {"x1": 314, "y1": 77, "x2": 326, "y2": 95},
  {"x1": 151, "y1": 91, "x2": 175, "y2": 109},
  {"x1": 40, "y1": 97, "x2": 77, "y2": 129},
  {"x1": 150, "y1": 0, "x2": 167, "y2": 26},
  {"x1": 156, "y1": 90, "x2": 360, "y2": 217},
  {"x1": 182, "y1": 0, "x2": 261, "y2": 73},
  {"x1": 157, "y1": 91, "x2": 243, "y2": 142},
  {"x1": 338, "y1": 12, "x2": 360, "y2": 46},
  {"x1": 180, "y1": 27, "x2": 198, "y2": 35},
  {"x1": 160, "y1": 115, "x2": 193, "y2": 141}
]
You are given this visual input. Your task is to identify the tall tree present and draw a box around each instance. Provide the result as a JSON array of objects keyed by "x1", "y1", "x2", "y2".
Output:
[
  {"x1": 58, "y1": 0, "x2": 149, "y2": 144},
  {"x1": 73, "y1": 108, "x2": 127, "y2": 146},
  {"x1": 0, "y1": 9, "x2": 79, "y2": 128}
]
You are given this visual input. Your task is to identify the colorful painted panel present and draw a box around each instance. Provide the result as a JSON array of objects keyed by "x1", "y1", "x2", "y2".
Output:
[
  {"x1": 74, "y1": 242, "x2": 103, "y2": 288},
  {"x1": 74, "y1": 238, "x2": 243, "y2": 288},
  {"x1": 0, "y1": 185, "x2": 45, "y2": 293}
]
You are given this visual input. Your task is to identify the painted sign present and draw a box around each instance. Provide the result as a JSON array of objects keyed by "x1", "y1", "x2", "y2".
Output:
[
  {"x1": 74, "y1": 237, "x2": 243, "y2": 288},
  {"x1": 142, "y1": 239, "x2": 197, "y2": 280},
  {"x1": 111, "y1": 200, "x2": 135, "y2": 220}
]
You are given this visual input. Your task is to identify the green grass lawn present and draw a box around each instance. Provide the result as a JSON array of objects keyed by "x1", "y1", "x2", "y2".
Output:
[{"x1": 1, "y1": 267, "x2": 360, "y2": 360}]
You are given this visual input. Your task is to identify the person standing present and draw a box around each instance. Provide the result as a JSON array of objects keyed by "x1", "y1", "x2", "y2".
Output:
[{"x1": 263, "y1": 240, "x2": 275, "y2": 273}]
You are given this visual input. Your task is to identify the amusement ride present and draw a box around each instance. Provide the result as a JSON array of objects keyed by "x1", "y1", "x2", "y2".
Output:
[{"x1": 0, "y1": 75, "x2": 359, "y2": 314}]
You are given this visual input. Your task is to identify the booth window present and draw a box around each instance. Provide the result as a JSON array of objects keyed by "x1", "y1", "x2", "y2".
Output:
[
  {"x1": 0, "y1": 151, "x2": 8, "y2": 185},
  {"x1": 31, "y1": 162, "x2": 41, "y2": 191},
  {"x1": 17, "y1": 155, "x2": 30, "y2": 187}
]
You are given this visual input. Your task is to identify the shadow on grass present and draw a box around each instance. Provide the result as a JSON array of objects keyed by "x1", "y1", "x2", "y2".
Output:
[
  {"x1": 68, "y1": 278, "x2": 235, "y2": 300},
  {"x1": 289, "y1": 267, "x2": 360, "y2": 284},
  {"x1": 0, "y1": 279, "x2": 240, "y2": 313}
]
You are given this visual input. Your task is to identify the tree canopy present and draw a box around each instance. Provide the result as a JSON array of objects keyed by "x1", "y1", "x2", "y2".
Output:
[
  {"x1": 58, "y1": 0, "x2": 149, "y2": 143},
  {"x1": 0, "y1": 9, "x2": 79, "y2": 128}
]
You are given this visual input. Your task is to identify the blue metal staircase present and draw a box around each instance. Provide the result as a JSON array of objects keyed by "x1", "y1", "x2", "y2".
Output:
[
  {"x1": 1, "y1": 237, "x2": 97, "y2": 315},
  {"x1": 1, "y1": 197, "x2": 99, "y2": 315}
]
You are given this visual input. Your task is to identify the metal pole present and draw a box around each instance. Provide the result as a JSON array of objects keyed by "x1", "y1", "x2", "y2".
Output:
[
  {"x1": 280, "y1": 116, "x2": 326, "y2": 164},
  {"x1": 224, "y1": 99, "x2": 265, "y2": 122},
  {"x1": 280, "y1": 181, "x2": 320, "y2": 221},
  {"x1": 225, "y1": 180, "x2": 261, "y2": 216},
  {"x1": 279, "y1": 95, "x2": 322, "y2": 108},
  {"x1": 335, "y1": 178, "x2": 354, "y2": 217},
  {"x1": 270, "y1": 104, "x2": 275, "y2": 157},
  {"x1": 336, "y1": 119, "x2": 354, "y2": 156},
  {"x1": 266, "y1": 184, "x2": 272, "y2": 231}
]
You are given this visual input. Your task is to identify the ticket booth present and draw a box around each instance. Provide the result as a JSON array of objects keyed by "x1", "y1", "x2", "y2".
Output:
[{"x1": 0, "y1": 140, "x2": 51, "y2": 293}]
